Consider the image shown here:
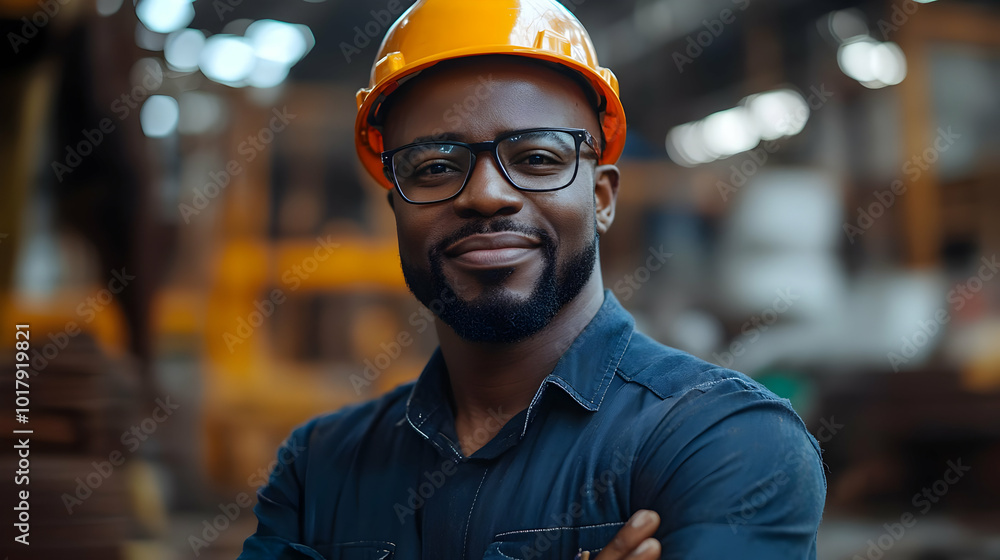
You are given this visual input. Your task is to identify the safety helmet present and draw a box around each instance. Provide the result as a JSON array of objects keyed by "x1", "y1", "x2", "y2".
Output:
[{"x1": 354, "y1": 0, "x2": 626, "y2": 189}]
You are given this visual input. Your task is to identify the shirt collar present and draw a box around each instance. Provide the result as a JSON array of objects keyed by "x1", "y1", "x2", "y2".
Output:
[
  {"x1": 527, "y1": 289, "x2": 634, "y2": 414},
  {"x1": 404, "y1": 290, "x2": 634, "y2": 457}
]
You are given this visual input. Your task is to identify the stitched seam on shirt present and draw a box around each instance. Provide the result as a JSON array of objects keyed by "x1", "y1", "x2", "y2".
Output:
[
  {"x1": 333, "y1": 540, "x2": 397, "y2": 548},
  {"x1": 521, "y1": 383, "x2": 548, "y2": 437},
  {"x1": 407, "y1": 408, "x2": 459, "y2": 461},
  {"x1": 405, "y1": 413, "x2": 431, "y2": 441},
  {"x1": 413, "y1": 402, "x2": 444, "y2": 430},
  {"x1": 463, "y1": 468, "x2": 489, "y2": 560},
  {"x1": 593, "y1": 329, "x2": 633, "y2": 410},
  {"x1": 527, "y1": 305, "x2": 636, "y2": 434},
  {"x1": 403, "y1": 388, "x2": 425, "y2": 429},
  {"x1": 628, "y1": 373, "x2": 809, "y2": 495},
  {"x1": 403, "y1": 369, "x2": 443, "y2": 430},
  {"x1": 493, "y1": 549, "x2": 518, "y2": 560},
  {"x1": 520, "y1": 308, "x2": 634, "y2": 435},
  {"x1": 698, "y1": 369, "x2": 771, "y2": 394},
  {"x1": 427, "y1": 438, "x2": 450, "y2": 459},
  {"x1": 535, "y1": 324, "x2": 633, "y2": 418},
  {"x1": 405, "y1": 388, "x2": 448, "y2": 454},
  {"x1": 441, "y1": 435, "x2": 463, "y2": 458},
  {"x1": 698, "y1": 371, "x2": 823, "y2": 455},
  {"x1": 494, "y1": 520, "x2": 626, "y2": 538}
]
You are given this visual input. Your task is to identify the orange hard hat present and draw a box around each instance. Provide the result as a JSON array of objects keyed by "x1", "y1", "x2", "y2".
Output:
[{"x1": 354, "y1": 0, "x2": 626, "y2": 189}]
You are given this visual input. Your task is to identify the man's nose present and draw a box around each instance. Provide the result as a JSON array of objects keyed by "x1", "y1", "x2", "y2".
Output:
[{"x1": 451, "y1": 153, "x2": 524, "y2": 218}]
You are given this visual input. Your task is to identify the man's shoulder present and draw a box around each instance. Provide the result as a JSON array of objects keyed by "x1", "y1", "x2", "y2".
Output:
[
  {"x1": 612, "y1": 329, "x2": 821, "y2": 460},
  {"x1": 615, "y1": 329, "x2": 776, "y2": 403},
  {"x1": 614, "y1": 331, "x2": 825, "y2": 484}
]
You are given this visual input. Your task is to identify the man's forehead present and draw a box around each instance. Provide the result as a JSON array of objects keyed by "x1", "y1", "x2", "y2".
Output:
[
  {"x1": 381, "y1": 57, "x2": 600, "y2": 146},
  {"x1": 398, "y1": 57, "x2": 594, "y2": 106}
]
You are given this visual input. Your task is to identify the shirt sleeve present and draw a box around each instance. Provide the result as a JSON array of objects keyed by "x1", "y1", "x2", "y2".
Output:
[
  {"x1": 238, "y1": 420, "x2": 326, "y2": 560},
  {"x1": 630, "y1": 375, "x2": 827, "y2": 559}
]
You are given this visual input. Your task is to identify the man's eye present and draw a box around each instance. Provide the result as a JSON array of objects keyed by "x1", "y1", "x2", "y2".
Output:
[
  {"x1": 518, "y1": 153, "x2": 560, "y2": 166},
  {"x1": 416, "y1": 161, "x2": 460, "y2": 176}
]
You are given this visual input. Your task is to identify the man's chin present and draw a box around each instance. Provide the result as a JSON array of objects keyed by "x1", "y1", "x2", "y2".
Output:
[
  {"x1": 445, "y1": 275, "x2": 537, "y2": 306},
  {"x1": 404, "y1": 268, "x2": 560, "y2": 344},
  {"x1": 401, "y1": 231, "x2": 597, "y2": 344},
  {"x1": 439, "y1": 292, "x2": 558, "y2": 344},
  {"x1": 440, "y1": 255, "x2": 543, "y2": 295}
]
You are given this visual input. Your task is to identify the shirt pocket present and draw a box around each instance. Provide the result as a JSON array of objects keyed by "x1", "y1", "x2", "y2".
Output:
[
  {"x1": 483, "y1": 521, "x2": 626, "y2": 559},
  {"x1": 315, "y1": 541, "x2": 395, "y2": 560}
]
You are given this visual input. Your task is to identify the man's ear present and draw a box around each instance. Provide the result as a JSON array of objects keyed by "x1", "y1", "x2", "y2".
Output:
[{"x1": 594, "y1": 164, "x2": 619, "y2": 235}]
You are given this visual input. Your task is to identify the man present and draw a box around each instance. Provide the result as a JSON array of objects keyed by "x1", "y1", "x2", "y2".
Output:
[{"x1": 240, "y1": 1, "x2": 826, "y2": 558}]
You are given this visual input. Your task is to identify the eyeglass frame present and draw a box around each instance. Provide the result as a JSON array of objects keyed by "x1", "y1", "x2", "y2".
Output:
[{"x1": 380, "y1": 127, "x2": 602, "y2": 205}]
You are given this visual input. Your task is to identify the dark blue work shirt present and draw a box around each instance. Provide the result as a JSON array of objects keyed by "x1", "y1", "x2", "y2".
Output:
[{"x1": 240, "y1": 291, "x2": 826, "y2": 559}]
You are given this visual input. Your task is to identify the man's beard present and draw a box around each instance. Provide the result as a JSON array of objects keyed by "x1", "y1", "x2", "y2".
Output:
[{"x1": 400, "y1": 218, "x2": 597, "y2": 343}]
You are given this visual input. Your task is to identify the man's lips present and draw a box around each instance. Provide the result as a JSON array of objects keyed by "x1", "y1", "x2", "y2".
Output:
[{"x1": 443, "y1": 232, "x2": 542, "y2": 268}]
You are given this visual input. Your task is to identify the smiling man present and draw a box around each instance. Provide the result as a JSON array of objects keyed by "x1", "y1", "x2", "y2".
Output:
[{"x1": 239, "y1": 1, "x2": 826, "y2": 559}]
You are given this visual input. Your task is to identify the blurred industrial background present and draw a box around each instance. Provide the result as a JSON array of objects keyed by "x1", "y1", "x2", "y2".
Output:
[{"x1": 1, "y1": 0, "x2": 999, "y2": 558}]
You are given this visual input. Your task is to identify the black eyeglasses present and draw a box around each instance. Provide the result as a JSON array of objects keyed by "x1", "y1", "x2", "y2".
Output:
[{"x1": 381, "y1": 127, "x2": 601, "y2": 205}]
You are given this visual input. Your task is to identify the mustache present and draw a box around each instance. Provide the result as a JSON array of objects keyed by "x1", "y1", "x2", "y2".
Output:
[{"x1": 432, "y1": 218, "x2": 551, "y2": 256}]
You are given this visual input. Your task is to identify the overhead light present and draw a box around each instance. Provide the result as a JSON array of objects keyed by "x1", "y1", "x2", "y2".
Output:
[
  {"x1": 701, "y1": 107, "x2": 759, "y2": 157},
  {"x1": 140, "y1": 95, "x2": 179, "y2": 138},
  {"x1": 247, "y1": 58, "x2": 291, "y2": 89},
  {"x1": 746, "y1": 89, "x2": 809, "y2": 140},
  {"x1": 666, "y1": 122, "x2": 708, "y2": 167},
  {"x1": 838, "y1": 37, "x2": 907, "y2": 89},
  {"x1": 666, "y1": 88, "x2": 813, "y2": 166},
  {"x1": 246, "y1": 19, "x2": 311, "y2": 65},
  {"x1": 869, "y1": 42, "x2": 907, "y2": 86},
  {"x1": 199, "y1": 34, "x2": 256, "y2": 86},
  {"x1": 838, "y1": 38, "x2": 879, "y2": 82},
  {"x1": 164, "y1": 28, "x2": 205, "y2": 72},
  {"x1": 135, "y1": 0, "x2": 195, "y2": 35}
]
